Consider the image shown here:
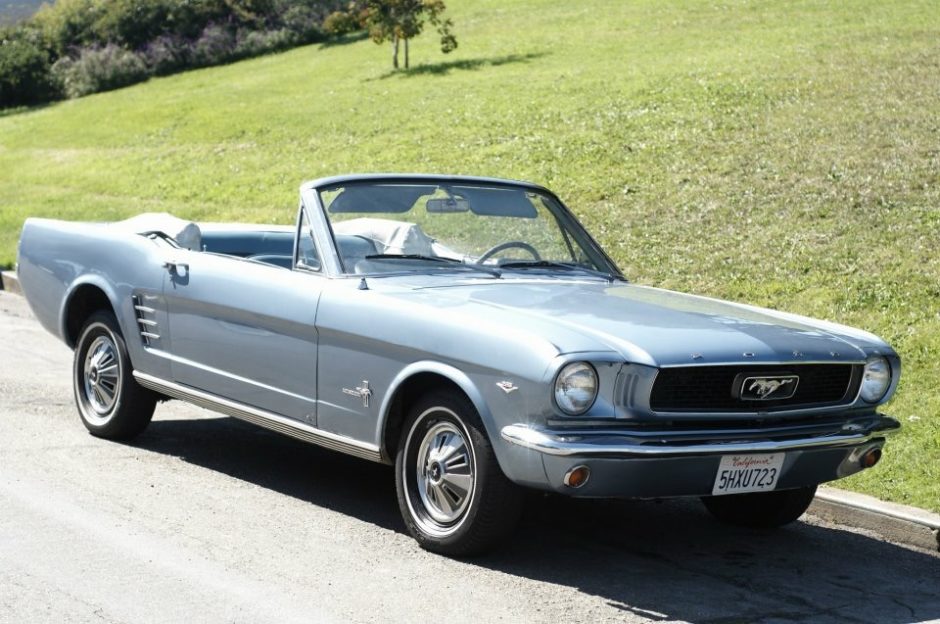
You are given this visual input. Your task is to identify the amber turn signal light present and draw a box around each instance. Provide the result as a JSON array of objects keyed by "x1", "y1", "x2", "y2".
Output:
[
  {"x1": 861, "y1": 447, "x2": 882, "y2": 469},
  {"x1": 563, "y1": 465, "x2": 591, "y2": 488}
]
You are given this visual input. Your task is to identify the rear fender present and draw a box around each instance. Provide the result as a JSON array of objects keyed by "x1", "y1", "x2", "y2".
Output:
[{"x1": 59, "y1": 275, "x2": 121, "y2": 348}]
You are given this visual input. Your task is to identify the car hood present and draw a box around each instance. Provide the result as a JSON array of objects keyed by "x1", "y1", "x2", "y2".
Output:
[{"x1": 397, "y1": 278, "x2": 887, "y2": 367}]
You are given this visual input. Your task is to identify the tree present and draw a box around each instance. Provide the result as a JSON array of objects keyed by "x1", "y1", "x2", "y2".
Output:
[
  {"x1": 0, "y1": 30, "x2": 60, "y2": 107},
  {"x1": 326, "y1": 0, "x2": 456, "y2": 69}
]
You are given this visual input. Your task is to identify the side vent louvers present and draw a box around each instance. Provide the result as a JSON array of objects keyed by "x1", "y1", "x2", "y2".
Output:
[
  {"x1": 132, "y1": 294, "x2": 160, "y2": 345},
  {"x1": 614, "y1": 371, "x2": 639, "y2": 409}
]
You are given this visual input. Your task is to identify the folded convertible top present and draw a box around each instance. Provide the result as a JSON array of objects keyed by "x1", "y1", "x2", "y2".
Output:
[{"x1": 111, "y1": 212, "x2": 202, "y2": 250}]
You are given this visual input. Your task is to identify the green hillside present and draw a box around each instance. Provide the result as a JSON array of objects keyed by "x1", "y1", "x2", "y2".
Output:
[{"x1": 1, "y1": 0, "x2": 937, "y2": 511}]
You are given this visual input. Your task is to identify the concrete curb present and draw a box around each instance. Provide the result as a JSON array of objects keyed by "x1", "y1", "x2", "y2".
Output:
[
  {"x1": 0, "y1": 277, "x2": 936, "y2": 553},
  {"x1": 1, "y1": 270, "x2": 21, "y2": 295},
  {"x1": 811, "y1": 486, "x2": 940, "y2": 553}
]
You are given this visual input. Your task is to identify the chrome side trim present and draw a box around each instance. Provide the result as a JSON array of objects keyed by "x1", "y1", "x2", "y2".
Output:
[
  {"x1": 143, "y1": 348, "x2": 318, "y2": 406},
  {"x1": 500, "y1": 417, "x2": 899, "y2": 458},
  {"x1": 134, "y1": 372, "x2": 384, "y2": 463}
]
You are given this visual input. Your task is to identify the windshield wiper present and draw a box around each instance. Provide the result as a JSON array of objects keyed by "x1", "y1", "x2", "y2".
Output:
[
  {"x1": 498, "y1": 260, "x2": 620, "y2": 282},
  {"x1": 365, "y1": 254, "x2": 501, "y2": 277}
]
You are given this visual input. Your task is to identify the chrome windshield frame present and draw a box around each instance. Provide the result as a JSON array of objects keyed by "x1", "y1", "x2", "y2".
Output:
[{"x1": 300, "y1": 174, "x2": 626, "y2": 280}]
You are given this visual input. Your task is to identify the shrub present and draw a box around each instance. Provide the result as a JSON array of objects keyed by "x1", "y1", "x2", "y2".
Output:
[
  {"x1": 92, "y1": 0, "x2": 175, "y2": 50},
  {"x1": 323, "y1": 9, "x2": 361, "y2": 36},
  {"x1": 0, "y1": 34, "x2": 60, "y2": 107},
  {"x1": 2, "y1": 0, "x2": 352, "y2": 108},
  {"x1": 192, "y1": 24, "x2": 236, "y2": 66},
  {"x1": 281, "y1": 4, "x2": 325, "y2": 43},
  {"x1": 141, "y1": 34, "x2": 192, "y2": 75},
  {"x1": 225, "y1": 0, "x2": 278, "y2": 28},
  {"x1": 235, "y1": 28, "x2": 296, "y2": 57},
  {"x1": 31, "y1": 0, "x2": 102, "y2": 56},
  {"x1": 52, "y1": 44, "x2": 149, "y2": 98}
]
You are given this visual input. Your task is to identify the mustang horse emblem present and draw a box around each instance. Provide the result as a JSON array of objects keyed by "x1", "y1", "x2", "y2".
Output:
[{"x1": 747, "y1": 378, "x2": 795, "y2": 399}]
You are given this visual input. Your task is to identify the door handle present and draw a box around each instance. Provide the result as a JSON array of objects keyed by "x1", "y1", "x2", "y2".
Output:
[{"x1": 163, "y1": 260, "x2": 189, "y2": 274}]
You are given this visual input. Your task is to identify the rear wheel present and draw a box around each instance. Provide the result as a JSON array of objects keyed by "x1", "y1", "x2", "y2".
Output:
[
  {"x1": 73, "y1": 311, "x2": 156, "y2": 440},
  {"x1": 395, "y1": 391, "x2": 523, "y2": 556},
  {"x1": 701, "y1": 486, "x2": 817, "y2": 528}
]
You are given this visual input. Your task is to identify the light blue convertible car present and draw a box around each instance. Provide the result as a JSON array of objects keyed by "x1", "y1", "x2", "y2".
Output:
[{"x1": 17, "y1": 174, "x2": 901, "y2": 555}]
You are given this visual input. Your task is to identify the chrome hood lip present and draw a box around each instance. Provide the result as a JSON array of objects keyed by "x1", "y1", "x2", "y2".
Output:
[{"x1": 386, "y1": 277, "x2": 890, "y2": 367}]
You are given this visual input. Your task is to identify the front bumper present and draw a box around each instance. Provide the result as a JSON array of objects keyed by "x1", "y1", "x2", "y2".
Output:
[{"x1": 500, "y1": 415, "x2": 900, "y2": 498}]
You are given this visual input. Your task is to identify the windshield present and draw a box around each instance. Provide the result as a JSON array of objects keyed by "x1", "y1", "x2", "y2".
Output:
[{"x1": 318, "y1": 181, "x2": 617, "y2": 277}]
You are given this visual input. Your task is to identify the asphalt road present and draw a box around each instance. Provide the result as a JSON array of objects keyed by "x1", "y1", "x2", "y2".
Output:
[{"x1": 1, "y1": 290, "x2": 938, "y2": 624}]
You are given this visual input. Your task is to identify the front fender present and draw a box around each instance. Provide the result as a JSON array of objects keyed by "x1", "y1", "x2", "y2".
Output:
[
  {"x1": 378, "y1": 360, "x2": 493, "y2": 446},
  {"x1": 377, "y1": 360, "x2": 553, "y2": 487}
]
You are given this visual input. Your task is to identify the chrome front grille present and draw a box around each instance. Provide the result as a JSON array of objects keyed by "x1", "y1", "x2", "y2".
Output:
[{"x1": 649, "y1": 364, "x2": 861, "y2": 413}]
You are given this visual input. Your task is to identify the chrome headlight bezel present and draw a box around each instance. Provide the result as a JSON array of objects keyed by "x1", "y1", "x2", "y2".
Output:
[
  {"x1": 859, "y1": 356, "x2": 892, "y2": 403},
  {"x1": 553, "y1": 361, "x2": 598, "y2": 415}
]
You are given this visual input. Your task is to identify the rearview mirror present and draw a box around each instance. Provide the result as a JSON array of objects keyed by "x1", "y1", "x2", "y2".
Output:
[{"x1": 426, "y1": 197, "x2": 470, "y2": 213}]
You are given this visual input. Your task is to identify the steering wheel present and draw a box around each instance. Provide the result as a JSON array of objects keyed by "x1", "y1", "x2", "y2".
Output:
[{"x1": 477, "y1": 241, "x2": 541, "y2": 264}]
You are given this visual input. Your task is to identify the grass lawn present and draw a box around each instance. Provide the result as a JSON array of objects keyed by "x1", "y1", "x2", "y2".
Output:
[{"x1": 1, "y1": 0, "x2": 937, "y2": 511}]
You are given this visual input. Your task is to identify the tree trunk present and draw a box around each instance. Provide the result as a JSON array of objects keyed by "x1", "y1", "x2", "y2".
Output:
[
  {"x1": 392, "y1": 34, "x2": 399, "y2": 69},
  {"x1": 404, "y1": 38, "x2": 409, "y2": 69}
]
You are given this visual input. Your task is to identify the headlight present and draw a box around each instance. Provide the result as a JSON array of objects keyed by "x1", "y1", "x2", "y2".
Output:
[
  {"x1": 554, "y1": 362, "x2": 598, "y2": 415},
  {"x1": 859, "y1": 356, "x2": 891, "y2": 403}
]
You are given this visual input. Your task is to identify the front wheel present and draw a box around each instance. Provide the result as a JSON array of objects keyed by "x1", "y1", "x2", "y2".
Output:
[
  {"x1": 701, "y1": 485, "x2": 817, "y2": 528},
  {"x1": 73, "y1": 311, "x2": 156, "y2": 440},
  {"x1": 395, "y1": 391, "x2": 523, "y2": 556}
]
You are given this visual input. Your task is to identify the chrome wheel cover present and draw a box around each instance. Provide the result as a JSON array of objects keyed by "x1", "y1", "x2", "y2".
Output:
[
  {"x1": 82, "y1": 334, "x2": 121, "y2": 419},
  {"x1": 404, "y1": 409, "x2": 476, "y2": 536}
]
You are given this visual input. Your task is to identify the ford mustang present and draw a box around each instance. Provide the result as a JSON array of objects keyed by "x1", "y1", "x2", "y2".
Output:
[{"x1": 17, "y1": 174, "x2": 901, "y2": 555}]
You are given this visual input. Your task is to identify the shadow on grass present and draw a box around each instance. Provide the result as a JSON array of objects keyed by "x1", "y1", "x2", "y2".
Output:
[
  {"x1": 370, "y1": 51, "x2": 548, "y2": 80},
  {"x1": 318, "y1": 30, "x2": 370, "y2": 48},
  {"x1": 131, "y1": 412, "x2": 940, "y2": 624},
  {"x1": 0, "y1": 100, "x2": 57, "y2": 119}
]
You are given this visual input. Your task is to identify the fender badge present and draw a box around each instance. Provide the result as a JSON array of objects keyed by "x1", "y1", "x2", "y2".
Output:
[
  {"x1": 496, "y1": 381, "x2": 518, "y2": 394},
  {"x1": 342, "y1": 380, "x2": 373, "y2": 408}
]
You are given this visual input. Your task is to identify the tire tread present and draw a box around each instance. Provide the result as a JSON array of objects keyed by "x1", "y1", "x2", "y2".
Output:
[{"x1": 73, "y1": 310, "x2": 156, "y2": 440}]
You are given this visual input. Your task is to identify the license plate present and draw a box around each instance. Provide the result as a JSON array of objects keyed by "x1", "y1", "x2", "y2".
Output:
[{"x1": 712, "y1": 453, "x2": 785, "y2": 496}]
